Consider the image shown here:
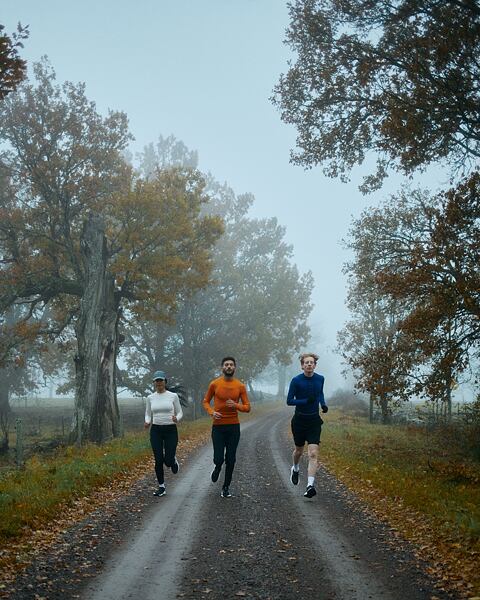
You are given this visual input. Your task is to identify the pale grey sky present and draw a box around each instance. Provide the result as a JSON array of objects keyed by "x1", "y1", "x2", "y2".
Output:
[{"x1": 2, "y1": 1, "x2": 440, "y2": 391}]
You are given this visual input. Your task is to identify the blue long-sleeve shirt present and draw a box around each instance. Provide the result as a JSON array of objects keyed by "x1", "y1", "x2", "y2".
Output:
[{"x1": 287, "y1": 373, "x2": 326, "y2": 417}]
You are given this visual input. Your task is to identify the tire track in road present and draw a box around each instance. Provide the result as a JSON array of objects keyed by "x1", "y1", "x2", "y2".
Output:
[
  {"x1": 268, "y1": 410, "x2": 446, "y2": 600},
  {"x1": 177, "y1": 410, "x2": 338, "y2": 600},
  {"x1": 178, "y1": 408, "x2": 455, "y2": 600},
  {"x1": 83, "y1": 408, "x2": 456, "y2": 600},
  {"x1": 82, "y1": 443, "x2": 214, "y2": 600}
]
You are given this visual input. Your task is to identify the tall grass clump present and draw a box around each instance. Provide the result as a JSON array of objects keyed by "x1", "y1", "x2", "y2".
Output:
[{"x1": 0, "y1": 432, "x2": 151, "y2": 541}]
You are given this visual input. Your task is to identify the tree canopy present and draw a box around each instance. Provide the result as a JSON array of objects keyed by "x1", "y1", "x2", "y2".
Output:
[
  {"x1": 273, "y1": 0, "x2": 480, "y2": 191},
  {"x1": 339, "y1": 174, "x2": 480, "y2": 417},
  {"x1": 0, "y1": 23, "x2": 28, "y2": 100},
  {"x1": 120, "y1": 170, "x2": 313, "y2": 405}
]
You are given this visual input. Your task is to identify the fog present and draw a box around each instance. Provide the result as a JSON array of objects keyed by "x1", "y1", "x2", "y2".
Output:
[{"x1": 1, "y1": 0, "x2": 445, "y2": 392}]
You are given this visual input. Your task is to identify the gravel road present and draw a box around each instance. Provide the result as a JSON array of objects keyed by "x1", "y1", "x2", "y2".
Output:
[
  {"x1": 80, "y1": 408, "x2": 455, "y2": 600},
  {"x1": 4, "y1": 408, "x2": 458, "y2": 600}
]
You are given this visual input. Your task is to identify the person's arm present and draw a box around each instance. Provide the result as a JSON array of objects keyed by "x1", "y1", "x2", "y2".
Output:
[
  {"x1": 144, "y1": 396, "x2": 152, "y2": 428},
  {"x1": 232, "y1": 384, "x2": 250, "y2": 412},
  {"x1": 319, "y1": 377, "x2": 328, "y2": 412},
  {"x1": 172, "y1": 394, "x2": 183, "y2": 422},
  {"x1": 202, "y1": 383, "x2": 216, "y2": 416},
  {"x1": 286, "y1": 379, "x2": 308, "y2": 406}
]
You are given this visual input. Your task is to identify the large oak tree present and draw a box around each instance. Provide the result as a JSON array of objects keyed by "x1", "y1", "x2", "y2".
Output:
[
  {"x1": 273, "y1": 0, "x2": 480, "y2": 191},
  {"x1": 0, "y1": 62, "x2": 222, "y2": 443}
]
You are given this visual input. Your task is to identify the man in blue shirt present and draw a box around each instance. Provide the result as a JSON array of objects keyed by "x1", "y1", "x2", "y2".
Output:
[{"x1": 286, "y1": 352, "x2": 328, "y2": 498}]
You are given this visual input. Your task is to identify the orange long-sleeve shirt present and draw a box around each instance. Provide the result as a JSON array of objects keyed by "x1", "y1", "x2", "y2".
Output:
[{"x1": 202, "y1": 376, "x2": 251, "y2": 425}]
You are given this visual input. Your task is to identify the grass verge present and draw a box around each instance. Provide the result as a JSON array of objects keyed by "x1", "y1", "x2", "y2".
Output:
[
  {"x1": 321, "y1": 410, "x2": 480, "y2": 598},
  {"x1": 0, "y1": 418, "x2": 211, "y2": 545}
]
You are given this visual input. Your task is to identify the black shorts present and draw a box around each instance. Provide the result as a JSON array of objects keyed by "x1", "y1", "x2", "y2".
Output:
[{"x1": 291, "y1": 413, "x2": 323, "y2": 446}]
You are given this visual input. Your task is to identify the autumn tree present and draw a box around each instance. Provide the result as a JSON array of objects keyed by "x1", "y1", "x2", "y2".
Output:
[
  {"x1": 0, "y1": 22, "x2": 29, "y2": 448},
  {"x1": 0, "y1": 61, "x2": 222, "y2": 443},
  {"x1": 120, "y1": 173, "x2": 313, "y2": 412},
  {"x1": 337, "y1": 293, "x2": 411, "y2": 423},
  {"x1": 0, "y1": 23, "x2": 28, "y2": 100},
  {"x1": 373, "y1": 175, "x2": 480, "y2": 412},
  {"x1": 138, "y1": 134, "x2": 199, "y2": 177},
  {"x1": 272, "y1": 0, "x2": 480, "y2": 191},
  {"x1": 340, "y1": 181, "x2": 480, "y2": 417},
  {"x1": 338, "y1": 211, "x2": 415, "y2": 422}
]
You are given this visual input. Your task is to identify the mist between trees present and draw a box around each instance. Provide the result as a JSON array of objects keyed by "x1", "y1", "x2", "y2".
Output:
[
  {"x1": 272, "y1": 0, "x2": 480, "y2": 429},
  {"x1": 0, "y1": 59, "x2": 313, "y2": 451},
  {"x1": 3, "y1": 0, "x2": 480, "y2": 456}
]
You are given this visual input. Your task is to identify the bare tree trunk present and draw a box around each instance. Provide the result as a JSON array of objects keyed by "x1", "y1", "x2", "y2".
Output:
[
  {"x1": 446, "y1": 385, "x2": 452, "y2": 423},
  {"x1": 247, "y1": 381, "x2": 259, "y2": 403},
  {"x1": 0, "y1": 380, "x2": 10, "y2": 454},
  {"x1": 369, "y1": 393, "x2": 375, "y2": 423},
  {"x1": 445, "y1": 375, "x2": 452, "y2": 424},
  {"x1": 73, "y1": 214, "x2": 120, "y2": 444},
  {"x1": 0, "y1": 310, "x2": 16, "y2": 453},
  {"x1": 277, "y1": 364, "x2": 287, "y2": 399},
  {"x1": 193, "y1": 390, "x2": 202, "y2": 421},
  {"x1": 379, "y1": 393, "x2": 390, "y2": 424}
]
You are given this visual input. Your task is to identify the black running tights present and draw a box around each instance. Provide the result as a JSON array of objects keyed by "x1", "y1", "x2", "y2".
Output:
[
  {"x1": 211, "y1": 423, "x2": 240, "y2": 488},
  {"x1": 150, "y1": 424, "x2": 178, "y2": 485}
]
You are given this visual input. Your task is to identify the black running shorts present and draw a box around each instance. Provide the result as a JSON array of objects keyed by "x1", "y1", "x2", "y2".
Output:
[{"x1": 291, "y1": 413, "x2": 323, "y2": 446}]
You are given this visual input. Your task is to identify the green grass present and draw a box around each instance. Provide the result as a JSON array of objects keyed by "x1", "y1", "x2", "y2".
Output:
[
  {"x1": 322, "y1": 412, "x2": 480, "y2": 540},
  {"x1": 321, "y1": 410, "x2": 480, "y2": 594},
  {"x1": 0, "y1": 415, "x2": 219, "y2": 543},
  {"x1": 0, "y1": 403, "x2": 278, "y2": 547},
  {"x1": 0, "y1": 432, "x2": 152, "y2": 541}
]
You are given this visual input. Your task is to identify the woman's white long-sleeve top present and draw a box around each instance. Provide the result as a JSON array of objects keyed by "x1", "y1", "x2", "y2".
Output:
[{"x1": 145, "y1": 390, "x2": 183, "y2": 426}]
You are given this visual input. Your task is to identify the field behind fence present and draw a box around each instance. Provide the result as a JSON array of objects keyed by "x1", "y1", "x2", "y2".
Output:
[{"x1": 1, "y1": 396, "x2": 148, "y2": 471}]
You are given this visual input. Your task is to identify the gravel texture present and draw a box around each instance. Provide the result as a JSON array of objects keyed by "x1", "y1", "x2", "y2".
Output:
[{"x1": 2, "y1": 409, "x2": 459, "y2": 600}]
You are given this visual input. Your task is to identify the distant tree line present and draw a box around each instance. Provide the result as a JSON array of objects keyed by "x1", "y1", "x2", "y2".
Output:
[
  {"x1": 273, "y1": 0, "x2": 480, "y2": 422},
  {"x1": 118, "y1": 137, "x2": 312, "y2": 415},
  {"x1": 0, "y1": 57, "x2": 313, "y2": 449}
]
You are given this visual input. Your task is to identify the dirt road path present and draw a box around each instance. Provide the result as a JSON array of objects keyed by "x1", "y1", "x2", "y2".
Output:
[{"x1": 82, "y1": 409, "x2": 455, "y2": 600}]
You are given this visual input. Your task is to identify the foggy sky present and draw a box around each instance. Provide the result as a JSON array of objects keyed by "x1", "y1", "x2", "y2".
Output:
[{"x1": 2, "y1": 1, "x2": 445, "y2": 391}]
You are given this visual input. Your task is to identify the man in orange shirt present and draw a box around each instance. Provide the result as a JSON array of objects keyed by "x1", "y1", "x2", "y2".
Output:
[{"x1": 203, "y1": 356, "x2": 251, "y2": 498}]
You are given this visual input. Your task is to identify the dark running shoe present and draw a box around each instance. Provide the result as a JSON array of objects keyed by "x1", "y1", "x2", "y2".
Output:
[
  {"x1": 153, "y1": 486, "x2": 166, "y2": 497},
  {"x1": 211, "y1": 466, "x2": 221, "y2": 483},
  {"x1": 290, "y1": 466, "x2": 299, "y2": 485},
  {"x1": 221, "y1": 486, "x2": 232, "y2": 498},
  {"x1": 171, "y1": 458, "x2": 179, "y2": 474},
  {"x1": 304, "y1": 485, "x2": 317, "y2": 498}
]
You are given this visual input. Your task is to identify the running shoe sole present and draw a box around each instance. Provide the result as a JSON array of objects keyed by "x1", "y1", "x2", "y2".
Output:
[
  {"x1": 304, "y1": 486, "x2": 317, "y2": 498},
  {"x1": 290, "y1": 467, "x2": 299, "y2": 485}
]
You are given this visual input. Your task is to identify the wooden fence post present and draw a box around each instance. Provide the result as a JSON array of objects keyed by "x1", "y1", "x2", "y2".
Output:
[{"x1": 15, "y1": 418, "x2": 24, "y2": 469}]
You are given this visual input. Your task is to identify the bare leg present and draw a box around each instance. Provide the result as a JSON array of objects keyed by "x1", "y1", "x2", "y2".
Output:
[
  {"x1": 307, "y1": 443, "x2": 319, "y2": 478},
  {"x1": 293, "y1": 445, "x2": 304, "y2": 466}
]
